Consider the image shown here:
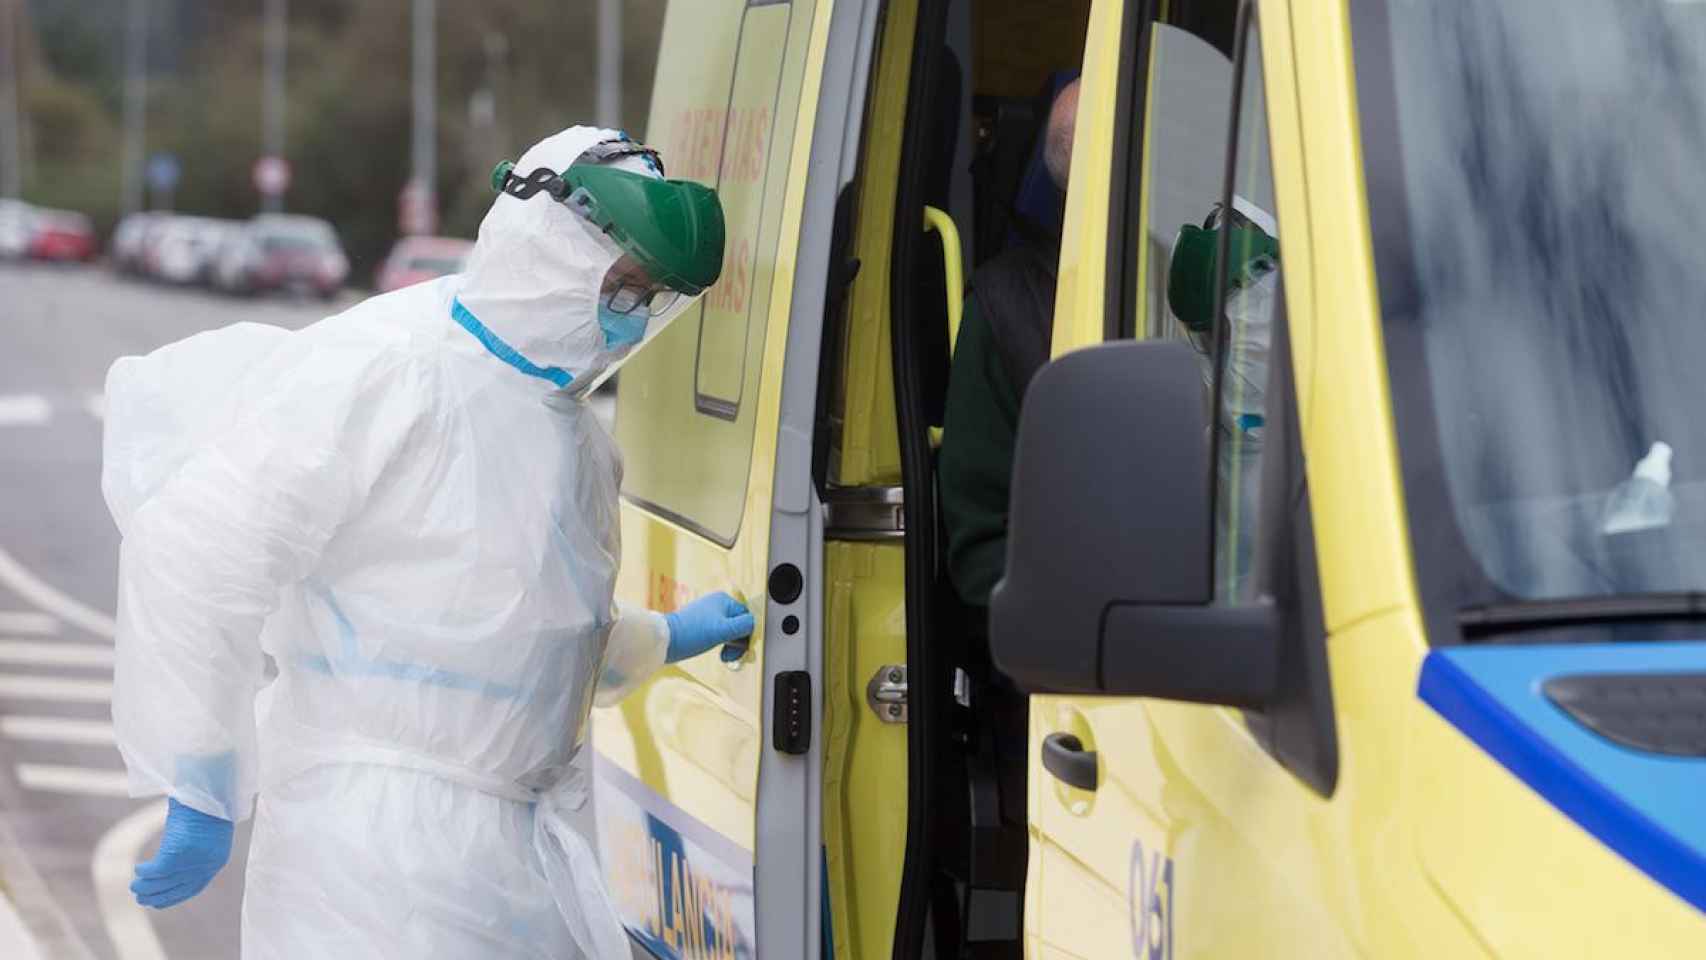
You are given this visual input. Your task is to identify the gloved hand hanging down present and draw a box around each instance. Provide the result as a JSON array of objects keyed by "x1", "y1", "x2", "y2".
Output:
[
  {"x1": 131, "y1": 798, "x2": 234, "y2": 909},
  {"x1": 664, "y1": 591, "x2": 756, "y2": 663}
]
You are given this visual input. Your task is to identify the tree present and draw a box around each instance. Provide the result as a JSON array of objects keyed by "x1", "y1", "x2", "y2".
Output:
[{"x1": 20, "y1": 0, "x2": 669, "y2": 283}]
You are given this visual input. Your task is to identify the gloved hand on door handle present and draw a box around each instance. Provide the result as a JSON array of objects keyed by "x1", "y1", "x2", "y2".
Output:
[{"x1": 664, "y1": 591, "x2": 756, "y2": 663}]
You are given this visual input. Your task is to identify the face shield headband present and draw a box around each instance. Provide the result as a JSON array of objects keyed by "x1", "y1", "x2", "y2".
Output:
[
  {"x1": 489, "y1": 135, "x2": 725, "y2": 305},
  {"x1": 490, "y1": 139, "x2": 666, "y2": 202}
]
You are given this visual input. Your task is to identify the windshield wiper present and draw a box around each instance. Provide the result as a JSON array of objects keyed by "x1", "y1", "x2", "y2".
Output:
[{"x1": 1459, "y1": 592, "x2": 1706, "y2": 639}]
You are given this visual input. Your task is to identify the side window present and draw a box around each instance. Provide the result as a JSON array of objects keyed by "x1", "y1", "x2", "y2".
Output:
[
  {"x1": 1128, "y1": 2, "x2": 1279, "y2": 601},
  {"x1": 693, "y1": 1, "x2": 794, "y2": 420},
  {"x1": 1130, "y1": 14, "x2": 1237, "y2": 341},
  {"x1": 1212, "y1": 8, "x2": 1281, "y2": 601},
  {"x1": 1212, "y1": 8, "x2": 1280, "y2": 602},
  {"x1": 615, "y1": 0, "x2": 816, "y2": 545}
]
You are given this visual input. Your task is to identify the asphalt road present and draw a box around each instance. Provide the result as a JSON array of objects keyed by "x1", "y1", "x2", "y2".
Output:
[
  {"x1": 0, "y1": 263, "x2": 628, "y2": 960},
  {"x1": 0, "y1": 262, "x2": 361, "y2": 960}
]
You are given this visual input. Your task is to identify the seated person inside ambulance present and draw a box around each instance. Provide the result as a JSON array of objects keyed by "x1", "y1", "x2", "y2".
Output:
[
  {"x1": 940, "y1": 79, "x2": 1080, "y2": 611},
  {"x1": 944, "y1": 145, "x2": 1278, "y2": 614},
  {"x1": 937, "y1": 78, "x2": 1078, "y2": 857}
]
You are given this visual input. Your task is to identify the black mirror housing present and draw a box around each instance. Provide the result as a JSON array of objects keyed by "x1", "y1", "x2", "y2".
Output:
[{"x1": 989, "y1": 340, "x2": 1279, "y2": 706}]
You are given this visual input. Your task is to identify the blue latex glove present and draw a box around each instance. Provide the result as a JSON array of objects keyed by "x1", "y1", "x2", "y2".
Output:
[
  {"x1": 131, "y1": 798, "x2": 234, "y2": 909},
  {"x1": 664, "y1": 591, "x2": 756, "y2": 663}
]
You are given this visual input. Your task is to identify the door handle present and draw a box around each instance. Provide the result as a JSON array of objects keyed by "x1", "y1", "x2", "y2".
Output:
[
  {"x1": 1041, "y1": 732, "x2": 1098, "y2": 791},
  {"x1": 719, "y1": 634, "x2": 751, "y2": 670}
]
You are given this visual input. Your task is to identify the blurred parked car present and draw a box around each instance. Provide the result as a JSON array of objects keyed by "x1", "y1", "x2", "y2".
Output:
[
  {"x1": 375, "y1": 235, "x2": 473, "y2": 293},
  {"x1": 148, "y1": 216, "x2": 241, "y2": 285},
  {"x1": 0, "y1": 200, "x2": 34, "y2": 260},
  {"x1": 28, "y1": 209, "x2": 97, "y2": 263},
  {"x1": 213, "y1": 215, "x2": 348, "y2": 299},
  {"x1": 111, "y1": 211, "x2": 167, "y2": 274}
]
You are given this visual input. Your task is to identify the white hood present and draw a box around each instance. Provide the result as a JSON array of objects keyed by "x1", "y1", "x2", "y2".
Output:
[{"x1": 457, "y1": 125, "x2": 681, "y2": 395}]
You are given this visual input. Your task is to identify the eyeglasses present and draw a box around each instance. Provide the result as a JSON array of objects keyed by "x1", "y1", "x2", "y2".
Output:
[
  {"x1": 604, "y1": 283, "x2": 681, "y2": 317},
  {"x1": 602, "y1": 257, "x2": 682, "y2": 317}
]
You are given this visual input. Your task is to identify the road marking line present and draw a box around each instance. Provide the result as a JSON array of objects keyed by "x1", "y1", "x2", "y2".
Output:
[
  {"x1": 1, "y1": 716, "x2": 115, "y2": 745},
  {"x1": 85, "y1": 393, "x2": 106, "y2": 421},
  {"x1": 0, "y1": 394, "x2": 51, "y2": 426},
  {"x1": 0, "y1": 806, "x2": 99, "y2": 960},
  {"x1": 0, "y1": 674, "x2": 112, "y2": 703},
  {"x1": 0, "y1": 612, "x2": 58, "y2": 635},
  {"x1": 15, "y1": 764, "x2": 131, "y2": 798},
  {"x1": 0, "y1": 888, "x2": 47, "y2": 960},
  {"x1": 0, "y1": 641, "x2": 114, "y2": 669},
  {"x1": 92, "y1": 800, "x2": 169, "y2": 960},
  {"x1": 0, "y1": 545, "x2": 117, "y2": 637}
]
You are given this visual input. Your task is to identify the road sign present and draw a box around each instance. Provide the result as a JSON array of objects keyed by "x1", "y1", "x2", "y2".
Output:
[
  {"x1": 145, "y1": 153, "x2": 181, "y2": 193},
  {"x1": 399, "y1": 178, "x2": 438, "y2": 236},
  {"x1": 253, "y1": 155, "x2": 292, "y2": 196}
]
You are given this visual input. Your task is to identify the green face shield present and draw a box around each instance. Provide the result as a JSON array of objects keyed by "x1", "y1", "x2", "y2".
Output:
[
  {"x1": 1166, "y1": 207, "x2": 1279, "y2": 334},
  {"x1": 491, "y1": 141, "x2": 726, "y2": 298}
]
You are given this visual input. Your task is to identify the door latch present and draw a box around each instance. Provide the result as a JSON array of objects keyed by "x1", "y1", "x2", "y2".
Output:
[
  {"x1": 774, "y1": 671, "x2": 812, "y2": 755},
  {"x1": 867, "y1": 664, "x2": 908, "y2": 723}
]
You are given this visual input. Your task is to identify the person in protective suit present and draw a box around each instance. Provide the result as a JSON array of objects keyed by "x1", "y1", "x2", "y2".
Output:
[{"x1": 101, "y1": 125, "x2": 749, "y2": 959}]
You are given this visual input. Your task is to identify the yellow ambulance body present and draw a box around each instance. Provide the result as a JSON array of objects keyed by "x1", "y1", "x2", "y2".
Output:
[{"x1": 593, "y1": 1, "x2": 1706, "y2": 957}]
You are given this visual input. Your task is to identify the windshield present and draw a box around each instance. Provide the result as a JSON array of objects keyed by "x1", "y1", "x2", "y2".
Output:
[{"x1": 1359, "y1": 0, "x2": 1706, "y2": 619}]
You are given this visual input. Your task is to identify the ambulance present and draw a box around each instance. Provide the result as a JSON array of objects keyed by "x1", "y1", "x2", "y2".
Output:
[{"x1": 591, "y1": 0, "x2": 1706, "y2": 957}]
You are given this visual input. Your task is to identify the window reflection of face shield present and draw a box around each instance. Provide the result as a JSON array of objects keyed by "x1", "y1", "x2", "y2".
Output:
[
  {"x1": 1165, "y1": 195, "x2": 1280, "y2": 441},
  {"x1": 1167, "y1": 199, "x2": 1279, "y2": 336}
]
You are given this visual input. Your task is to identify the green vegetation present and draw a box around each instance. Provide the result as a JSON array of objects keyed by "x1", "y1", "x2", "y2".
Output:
[{"x1": 16, "y1": 0, "x2": 666, "y2": 282}]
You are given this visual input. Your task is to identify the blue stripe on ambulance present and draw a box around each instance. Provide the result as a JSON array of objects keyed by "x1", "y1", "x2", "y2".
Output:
[
  {"x1": 1418, "y1": 642, "x2": 1706, "y2": 913},
  {"x1": 592, "y1": 753, "x2": 757, "y2": 959}
]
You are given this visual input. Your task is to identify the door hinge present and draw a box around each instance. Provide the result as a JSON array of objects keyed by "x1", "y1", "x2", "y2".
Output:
[
  {"x1": 867, "y1": 664, "x2": 909, "y2": 723},
  {"x1": 823, "y1": 485, "x2": 904, "y2": 540}
]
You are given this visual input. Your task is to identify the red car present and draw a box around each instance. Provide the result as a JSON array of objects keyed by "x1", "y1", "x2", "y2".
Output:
[
  {"x1": 28, "y1": 210, "x2": 97, "y2": 262},
  {"x1": 213, "y1": 215, "x2": 349, "y2": 299},
  {"x1": 376, "y1": 235, "x2": 473, "y2": 293}
]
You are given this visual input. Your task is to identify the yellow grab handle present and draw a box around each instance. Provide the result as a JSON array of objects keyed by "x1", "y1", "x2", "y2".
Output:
[{"x1": 922, "y1": 205, "x2": 965, "y2": 356}]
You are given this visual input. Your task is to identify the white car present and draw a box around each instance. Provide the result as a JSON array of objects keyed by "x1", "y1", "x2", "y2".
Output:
[
  {"x1": 0, "y1": 199, "x2": 34, "y2": 260},
  {"x1": 150, "y1": 216, "x2": 241, "y2": 285},
  {"x1": 111, "y1": 211, "x2": 166, "y2": 274}
]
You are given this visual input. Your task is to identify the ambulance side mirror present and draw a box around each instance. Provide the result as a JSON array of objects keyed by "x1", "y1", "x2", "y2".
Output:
[{"x1": 989, "y1": 340, "x2": 1280, "y2": 708}]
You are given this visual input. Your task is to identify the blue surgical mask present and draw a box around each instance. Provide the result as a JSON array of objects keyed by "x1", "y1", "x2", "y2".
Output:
[{"x1": 597, "y1": 303, "x2": 648, "y2": 350}]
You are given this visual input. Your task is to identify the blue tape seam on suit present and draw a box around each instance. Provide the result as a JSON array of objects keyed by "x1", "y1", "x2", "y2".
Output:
[{"x1": 452, "y1": 297, "x2": 574, "y2": 388}]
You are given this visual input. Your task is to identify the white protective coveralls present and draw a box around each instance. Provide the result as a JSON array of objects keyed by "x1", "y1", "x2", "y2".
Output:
[{"x1": 103, "y1": 126, "x2": 697, "y2": 959}]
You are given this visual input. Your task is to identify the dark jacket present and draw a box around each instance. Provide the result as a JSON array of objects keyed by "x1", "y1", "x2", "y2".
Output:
[{"x1": 938, "y1": 240, "x2": 1058, "y2": 607}]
